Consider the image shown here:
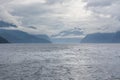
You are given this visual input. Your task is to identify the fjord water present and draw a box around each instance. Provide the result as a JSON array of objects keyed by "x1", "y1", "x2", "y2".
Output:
[{"x1": 0, "y1": 44, "x2": 120, "y2": 80}]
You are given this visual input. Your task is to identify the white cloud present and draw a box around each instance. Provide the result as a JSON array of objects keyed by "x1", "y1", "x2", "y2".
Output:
[
  {"x1": 0, "y1": 6, "x2": 21, "y2": 25},
  {"x1": 11, "y1": 0, "x2": 46, "y2": 5}
]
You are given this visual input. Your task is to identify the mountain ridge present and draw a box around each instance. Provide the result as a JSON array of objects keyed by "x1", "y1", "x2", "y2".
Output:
[
  {"x1": 81, "y1": 31, "x2": 120, "y2": 43},
  {"x1": 0, "y1": 29, "x2": 51, "y2": 43}
]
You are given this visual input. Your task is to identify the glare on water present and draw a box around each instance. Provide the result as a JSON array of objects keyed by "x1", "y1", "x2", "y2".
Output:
[{"x1": 0, "y1": 44, "x2": 120, "y2": 80}]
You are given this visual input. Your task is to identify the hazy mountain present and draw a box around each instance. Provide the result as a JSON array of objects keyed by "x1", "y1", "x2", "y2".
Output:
[
  {"x1": 0, "y1": 29, "x2": 51, "y2": 43},
  {"x1": 0, "y1": 21, "x2": 17, "y2": 27},
  {"x1": 52, "y1": 38, "x2": 81, "y2": 43},
  {"x1": 52, "y1": 27, "x2": 83, "y2": 38},
  {"x1": 36, "y1": 34, "x2": 51, "y2": 41},
  {"x1": 0, "y1": 36, "x2": 9, "y2": 43},
  {"x1": 81, "y1": 31, "x2": 120, "y2": 43}
]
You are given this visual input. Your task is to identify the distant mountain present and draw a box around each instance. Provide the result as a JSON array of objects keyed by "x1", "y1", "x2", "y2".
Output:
[
  {"x1": 81, "y1": 31, "x2": 120, "y2": 43},
  {"x1": 0, "y1": 21, "x2": 17, "y2": 27},
  {"x1": 52, "y1": 27, "x2": 83, "y2": 38},
  {"x1": 0, "y1": 29, "x2": 51, "y2": 43},
  {"x1": 36, "y1": 34, "x2": 51, "y2": 41},
  {"x1": 0, "y1": 36, "x2": 9, "y2": 43},
  {"x1": 52, "y1": 38, "x2": 81, "y2": 43}
]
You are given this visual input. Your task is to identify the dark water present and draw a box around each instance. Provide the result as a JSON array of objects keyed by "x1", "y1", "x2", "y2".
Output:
[{"x1": 0, "y1": 44, "x2": 120, "y2": 80}]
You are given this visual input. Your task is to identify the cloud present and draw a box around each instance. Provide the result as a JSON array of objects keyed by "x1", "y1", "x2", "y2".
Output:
[
  {"x1": 0, "y1": 0, "x2": 22, "y2": 26},
  {"x1": 10, "y1": 0, "x2": 91, "y2": 34},
  {"x1": 81, "y1": 0, "x2": 120, "y2": 33},
  {"x1": 84, "y1": 0, "x2": 120, "y2": 19},
  {"x1": 0, "y1": 0, "x2": 120, "y2": 37},
  {"x1": 11, "y1": 0, "x2": 46, "y2": 5},
  {"x1": 52, "y1": 27, "x2": 84, "y2": 38},
  {"x1": 83, "y1": 0, "x2": 116, "y2": 7},
  {"x1": 46, "y1": 0, "x2": 64, "y2": 4}
]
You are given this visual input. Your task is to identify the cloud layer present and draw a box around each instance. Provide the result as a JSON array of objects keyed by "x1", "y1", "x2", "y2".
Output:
[{"x1": 0, "y1": 0, "x2": 120, "y2": 37}]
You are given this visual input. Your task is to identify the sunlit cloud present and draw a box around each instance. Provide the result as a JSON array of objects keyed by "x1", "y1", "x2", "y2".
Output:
[{"x1": 11, "y1": 0, "x2": 46, "y2": 5}]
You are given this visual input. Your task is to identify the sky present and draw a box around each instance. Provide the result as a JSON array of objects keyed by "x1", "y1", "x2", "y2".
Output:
[{"x1": 0, "y1": 0, "x2": 120, "y2": 38}]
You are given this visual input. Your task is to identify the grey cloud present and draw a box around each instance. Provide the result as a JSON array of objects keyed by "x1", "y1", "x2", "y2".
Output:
[
  {"x1": 85, "y1": 0, "x2": 120, "y2": 20},
  {"x1": 83, "y1": 0, "x2": 116, "y2": 7},
  {"x1": 52, "y1": 27, "x2": 84, "y2": 38},
  {"x1": 0, "y1": 0, "x2": 22, "y2": 26},
  {"x1": 0, "y1": 7, "x2": 21, "y2": 26},
  {"x1": 12, "y1": 4, "x2": 52, "y2": 16},
  {"x1": 82, "y1": 0, "x2": 120, "y2": 33},
  {"x1": 11, "y1": 2, "x2": 65, "y2": 29},
  {"x1": 0, "y1": 0, "x2": 120, "y2": 36},
  {"x1": 12, "y1": 0, "x2": 120, "y2": 35},
  {"x1": 0, "y1": 0, "x2": 12, "y2": 4},
  {"x1": 46, "y1": 0, "x2": 64, "y2": 4}
]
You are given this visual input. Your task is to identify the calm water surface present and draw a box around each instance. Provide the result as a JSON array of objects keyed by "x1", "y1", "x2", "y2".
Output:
[{"x1": 0, "y1": 44, "x2": 120, "y2": 80}]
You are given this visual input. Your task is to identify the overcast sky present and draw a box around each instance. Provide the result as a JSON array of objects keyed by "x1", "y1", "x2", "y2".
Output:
[{"x1": 0, "y1": 0, "x2": 120, "y2": 38}]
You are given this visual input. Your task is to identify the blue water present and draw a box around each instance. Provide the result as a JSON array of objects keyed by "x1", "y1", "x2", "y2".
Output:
[{"x1": 0, "y1": 44, "x2": 120, "y2": 80}]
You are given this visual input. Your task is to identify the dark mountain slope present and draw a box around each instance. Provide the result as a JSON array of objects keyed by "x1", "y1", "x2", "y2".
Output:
[
  {"x1": 0, "y1": 36, "x2": 9, "y2": 43},
  {"x1": 0, "y1": 29, "x2": 51, "y2": 43}
]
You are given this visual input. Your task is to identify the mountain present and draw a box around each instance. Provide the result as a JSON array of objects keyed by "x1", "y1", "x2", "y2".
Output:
[
  {"x1": 52, "y1": 27, "x2": 83, "y2": 38},
  {"x1": 51, "y1": 27, "x2": 83, "y2": 43},
  {"x1": 0, "y1": 21, "x2": 17, "y2": 27},
  {"x1": 36, "y1": 34, "x2": 51, "y2": 41},
  {"x1": 52, "y1": 38, "x2": 81, "y2": 43},
  {"x1": 81, "y1": 31, "x2": 120, "y2": 43},
  {"x1": 0, "y1": 29, "x2": 51, "y2": 43},
  {"x1": 0, "y1": 36, "x2": 9, "y2": 43}
]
